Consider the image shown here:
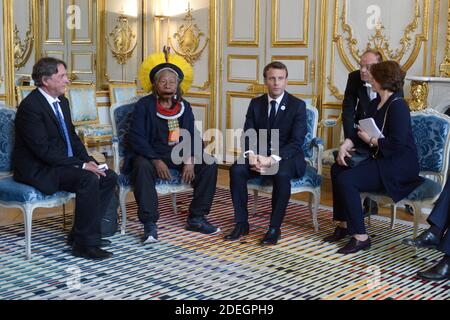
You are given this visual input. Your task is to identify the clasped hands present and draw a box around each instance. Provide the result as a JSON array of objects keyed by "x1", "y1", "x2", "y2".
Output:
[
  {"x1": 152, "y1": 159, "x2": 195, "y2": 184},
  {"x1": 248, "y1": 153, "x2": 276, "y2": 173},
  {"x1": 83, "y1": 161, "x2": 107, "y2": 178}
]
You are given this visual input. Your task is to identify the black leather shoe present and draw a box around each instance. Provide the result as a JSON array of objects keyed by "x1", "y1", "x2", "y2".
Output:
[
  {"x1": 323, "y1": 226, "x2": 349, "y2": 243},
  {"x1": 67, "y1": 236, "x2": 112, "y2": 247},
  {"x1": 224, "y1": 223, "x2": 249, "y2": 241},
  {"x1": 337, "y1": 237, "x2": 371, "y2": 254},
  {"x1": 417, "y1": 259, "x2": 450, "y2": 281},
  {"x1": 260, "y1": 227, "x2": 281, "y2": 245},
  {"x1": 402, "y1": 229, "x2": 439, "y2": 249},
  {"x1": 72, "y1": 243, "x2": 113, "y2": 260}
]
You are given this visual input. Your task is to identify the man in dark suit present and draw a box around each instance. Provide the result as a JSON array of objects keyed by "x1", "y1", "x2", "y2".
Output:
[
  {"x1": 342, "y1": 49, "x2": 383, "y2": 215},
  {"x1": 224, "y1": 61, "x2": 307, "y2": 245},
  {"x1": 13, "y1": 57, "x2": 117, "y2": 260},
  {"x1": 403, "y1": 179, "x2": 450, "y2": 281},
  {"x1": 126, "y1": 53, "x2": 218, "y2": 244}
]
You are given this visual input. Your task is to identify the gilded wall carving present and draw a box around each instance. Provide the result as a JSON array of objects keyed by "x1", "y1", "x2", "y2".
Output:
[{"x1": 327, "y1": 0, "x2": 432, "y2": 101}]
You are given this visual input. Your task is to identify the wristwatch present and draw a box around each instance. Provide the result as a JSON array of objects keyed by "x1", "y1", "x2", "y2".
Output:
[{"x1": 369, "y1": 137, "x2": 375, "y2": 148}]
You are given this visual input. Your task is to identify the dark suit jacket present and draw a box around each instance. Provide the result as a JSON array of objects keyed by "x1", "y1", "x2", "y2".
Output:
[
  {"x1": 342, "y1": 70, "x2": 404, "y2": 140},
  {"x1": 355, "y1": 93, "x2": 423, "y2": 202},
  {"x1": 13, "y1": 89, "x2": 94, "y2": 195},
  {"x1": 243, "y1": 91, "x2": 307, "y2": 178},
  {"x1": 124, "y1": 94, "x2": 200, "y2": 174}
]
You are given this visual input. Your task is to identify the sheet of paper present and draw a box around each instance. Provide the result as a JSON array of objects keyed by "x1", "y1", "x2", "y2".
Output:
[{"x1": 358, "y1": 118, "x2": 384, "y2": 139}]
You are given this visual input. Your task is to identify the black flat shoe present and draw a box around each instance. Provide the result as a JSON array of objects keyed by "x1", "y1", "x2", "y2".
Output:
[
  {"x1": 417, "y1": 259, "x2": 450, "y2": 281},
  {"x1": 323, "y1": 226, "x2": 349, "y2": 243},
  {"x1": 260, "y1": 227, "x2": 281, "y2": 245},
  {"x1": 337, "y1": 237, "x2": 371, "y2": 254},
  {"x1": 224, "y1": 223, "x2": 249, "y2": 241},
  {"x1": 72, "y1": 243, "x2": 113, "y2": 260},
  {"x1": 402, "y1": 229, "x2": 439, "y2": 249}
]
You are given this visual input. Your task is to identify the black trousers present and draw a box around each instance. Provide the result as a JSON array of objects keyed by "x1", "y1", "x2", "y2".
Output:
[
  {"x1": 427, "y1": 179, "x2": 450, "y2": 255},
  {"x1": 56, "y1": 167, "x2": 118, "y2": 247},
  {"x1": 230, "y1": 157, "x2": 297, "y2": 228},
  {"x1": 331, "y1": 160, "x2": 384, "y2": 235},
  {"x1": 131, "y1": 156, "x2": 218, "y2": 226}
]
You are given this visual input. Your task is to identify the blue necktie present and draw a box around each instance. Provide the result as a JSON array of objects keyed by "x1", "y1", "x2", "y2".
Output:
[
  {"x1": 52, "y1": 102, "x2": 73, "y2": 157},
  {"x1": 269, "y1": 100, "x2": 277, "y2": 129}
]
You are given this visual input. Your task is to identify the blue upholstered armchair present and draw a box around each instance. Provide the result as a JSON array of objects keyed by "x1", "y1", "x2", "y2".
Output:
[
  {"x1": 0, "y1": 107, "x2": 75, "y2": 259},
  {"x1": 361, "y1": 109, "x2": 450, "y2": 238},
  {"x1": 110, "y1": 98, "x2": 192, "y2": 235},
  {"x1": 247, "y1": 102, "x2": 324, "y2": 232},
  {"x1": 66, "y1": 84, "x2": 113, "y2": 149},
  {"x1": 108, "y1": 83, "x2": 138, "y2": 105}
]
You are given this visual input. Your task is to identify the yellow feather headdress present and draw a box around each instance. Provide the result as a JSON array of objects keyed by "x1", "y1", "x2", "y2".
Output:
[{"x1": 138, "y1": 47, "x2": 193, "y2": 94}]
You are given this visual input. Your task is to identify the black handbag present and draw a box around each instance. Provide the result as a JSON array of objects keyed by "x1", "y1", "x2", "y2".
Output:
[
  {"x1": 333, "y1": 97, "x2": 403, "y2": 168},
  {"x1": 333, "y1": 148, "x2": 372, "y2": 168}
]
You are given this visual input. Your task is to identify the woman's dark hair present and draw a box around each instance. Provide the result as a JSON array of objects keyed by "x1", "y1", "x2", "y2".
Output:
[
  {"x1": 263, "y1": 61, "x2": 288, "y2": 79},
  {"x1": 32, "y1": 57, "x2": 67, "y2": 87},
  {"x1": 370, "y1": 61, "x2": 405, "y2": 93}
]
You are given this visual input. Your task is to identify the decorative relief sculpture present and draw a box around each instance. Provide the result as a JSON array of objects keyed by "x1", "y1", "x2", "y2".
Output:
[
  {"x1": 14, "y1": 24, "x2": 34, "y2": 70},
  {"x1": 408, "y1": 81, "x2": 428, "y2": 111},
  {"x1": 169, "y1": 4, "x2": 209, "y2": 66},
  {"x1": 107, "y1": 13, "x2": 137, "y2": 65}
]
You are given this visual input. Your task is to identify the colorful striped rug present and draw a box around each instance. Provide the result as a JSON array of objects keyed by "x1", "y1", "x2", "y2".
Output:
[{"x1": 0, "y1": 188, "x2": 448, "y2": 300}]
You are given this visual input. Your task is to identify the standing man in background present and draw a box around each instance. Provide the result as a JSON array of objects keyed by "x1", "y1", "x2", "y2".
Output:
[{"x1": 341, "y1": 49, "x2": 383, "y2": 215}]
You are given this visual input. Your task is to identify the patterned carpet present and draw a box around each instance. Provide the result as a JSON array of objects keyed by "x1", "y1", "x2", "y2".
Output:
[{"x1": 0, "y1": 188, "x2": 448, "y2": 300}]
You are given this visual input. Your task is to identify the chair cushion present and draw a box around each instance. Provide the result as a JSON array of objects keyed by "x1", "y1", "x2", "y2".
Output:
[
  {"x1": 247, "y1": 165, "x2": 322, "y2": 193},
  {"x1": 0, "y1": 176, "x2": 73, "y2": 204},
  {"x1": 304, "y1": 105, "x2": 316, "y2": 159},
  {"x1": 412, "y1": 114, "x2": 450, "y2": 173},
  {"x1": 365, "y1": 177, "x2": 442, "y2": 202},
  {"x1": 118, "y1": 168, "x2": 191, "y2": 194},
  {"x1": 405, "y1": 177, "x2": 442, "y2": 201},
  {"x1": 0, "y1": 107, "x2": 16, "y2": 172}
]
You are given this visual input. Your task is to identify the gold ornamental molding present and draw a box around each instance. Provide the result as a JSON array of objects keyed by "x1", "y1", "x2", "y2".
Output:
[
  {"x1": 334, "y1": 0, "x2": 429, "y2": 72},
  {"x1": 106, "y1": 12, "x2": 137, "y2": 65},
  {"x1": 169, "y1": 3, "x2": 209, "y2": 66},
  {"x1": 440, "y1": 2, "x2": 450, "y2": 77},
  {"x1": 408, "y1": 80, "x2": 428, "y2": 111},
  {"x1": 327, "y1": 76, "x2": 344, "y2": 101},
  {"x1": 271, "y1": 0, "x2": 309, "y2": 47},
  {"x1": 13, "y1": 24, "x2": 34, "y2": 70},
  {"x1": 228, "y1": 0, "x2": 260, "y2": 47}
]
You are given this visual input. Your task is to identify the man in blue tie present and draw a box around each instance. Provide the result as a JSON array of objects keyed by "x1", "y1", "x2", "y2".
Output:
[
  {"x1": 224, "y1": 61, "x2": 307, "y2": 245},
  {"x1": 13, "y1": 58, "x2": 117, "y2": 260}
]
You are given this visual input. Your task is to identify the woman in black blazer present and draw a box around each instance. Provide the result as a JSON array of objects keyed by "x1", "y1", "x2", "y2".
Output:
[{"x1": 326, "y1": 61, "x2": 423, "y2": 254}]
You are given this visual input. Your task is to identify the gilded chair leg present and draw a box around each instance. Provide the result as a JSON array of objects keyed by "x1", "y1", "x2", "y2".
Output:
[
  {"x1": 62, "y1": 204, "x2": 67, "y2": 231},
  {"x1": 23, "y1": 204, "x2": 33, "y2": 260},
  {"x1": 311, "y1": 190, "x2": 320, "y2": 232},
  {"x1": 412, "y1": 205, "x2": 420, "y2": 239},
  {"x1": 252, "y1": 190, "x2": 259, "y2": 216},
  {"x1": 119, "y1": 188, "x2": 128, "y2": 235},
  {"x1": 390, "y1": 204, "x2": 397, "y2": 230},
  {"x1": 171, "y1": 193, "x2": 178, "y2": 215}
]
